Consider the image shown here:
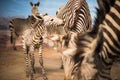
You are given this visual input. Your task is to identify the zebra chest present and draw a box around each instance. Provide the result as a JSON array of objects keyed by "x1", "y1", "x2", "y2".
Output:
[{"x1": 22, "y1": 29, "x2": 35, "y2": 46}]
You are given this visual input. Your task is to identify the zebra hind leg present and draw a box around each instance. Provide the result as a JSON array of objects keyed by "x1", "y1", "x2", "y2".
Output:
[
  {"x1": 13, "y1": 38, "x2": 17, "y2": 50},
  {"x1": 59, "y1": 41, "x2": 64, "y2": 69},
  {"x1": 39, "y1": 45, "x2": 48, "y2": 80},
  {"x1": 60, "y1": 59, "x2": 64, "y2": 69},
  {"x1": 24, "y1": 46, "x2": 30, "y2": 78},
  {"x1": 11, "y1": 33, "x2": 17, "y2": 50}
]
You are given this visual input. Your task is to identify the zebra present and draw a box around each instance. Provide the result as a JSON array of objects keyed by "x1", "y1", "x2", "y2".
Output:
[
  {"x1": 55, "y1": 0, "x2": 92, "y2": 69},
  {"x1": 9, "y1": 15, "x2": 42, "y2": 50},
  {"x1": 9, "y1": 0, "x2": 41, "y2": 50},
  {"x1": 61, "y1": 0, "x2": 120, "y2": 80},
  {"x1": 22, "y1": 13, "x2": 64, "y2": 80}
]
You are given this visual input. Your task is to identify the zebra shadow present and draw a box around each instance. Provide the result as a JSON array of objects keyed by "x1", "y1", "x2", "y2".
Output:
[{"x1": 34, "y1": 66, "x2": 63, "y2": 74}]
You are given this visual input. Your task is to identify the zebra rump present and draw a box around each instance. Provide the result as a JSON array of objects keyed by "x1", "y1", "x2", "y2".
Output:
[{"x1": 9, "y1": 15, "x2": 43, "y2": 50}]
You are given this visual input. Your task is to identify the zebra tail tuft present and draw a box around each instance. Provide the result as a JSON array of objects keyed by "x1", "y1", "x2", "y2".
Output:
[
  {"x1": 9, "y1": 21, "x2": 14, "y2": 44},
  {"x1": 10, "y1": 35, "x2": 13, "y2": 44}
]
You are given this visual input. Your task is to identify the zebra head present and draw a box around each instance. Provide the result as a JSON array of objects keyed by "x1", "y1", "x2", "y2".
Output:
[
  {"x1": 41, "y1": 13, "x2": 65, "y2": 34},
  {"x1": 61, "y1": 29, "x2": 103, "y2": 80},
  {"x1": 30, "y1": 0, "x2": 40, "y2": 15},
  {"x1": 42, "y1": 13, "x2": 64, "y2": 26}
]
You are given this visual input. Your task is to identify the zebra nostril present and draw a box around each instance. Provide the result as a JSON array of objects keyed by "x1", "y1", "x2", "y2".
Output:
[{"x1": 61, "y1": 21, "x2": 65, "y2": 25}]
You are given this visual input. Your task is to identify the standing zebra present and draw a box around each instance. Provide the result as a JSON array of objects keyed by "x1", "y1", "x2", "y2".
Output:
[
  {"x1": 9, "y1": 0, "x2": 41, "y2": 50},
  {"x1": 9, "y1": 15, "x2": 41, "y2": 50},
  {"x1": 55, "y1": 0, "x2": 92, "y2": 69},
  {"x1": 22, "y1": 14, "x2": 64, "y2": 80},
  {"x1": 61, "y1": 0, "x2": 120, "y2": 80}
]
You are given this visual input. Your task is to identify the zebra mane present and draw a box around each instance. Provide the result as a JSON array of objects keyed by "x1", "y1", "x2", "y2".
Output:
[{"x1": 92, "y1": 0, "x2": 115, "y2": 34}]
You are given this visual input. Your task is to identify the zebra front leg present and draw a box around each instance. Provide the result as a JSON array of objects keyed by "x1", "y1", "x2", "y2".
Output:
[
  {"x1": 29, "y1": 45, "x2": 35, "y2": 80},
  {"x1": 60, "y1": 58, "x2": 64, "y2": 69},
  {"x1": 39, "y1": 44, "x2": 48, "y2": 80},
  {"x1": 30, "y1": 45, "x2": 36, "y2": 73},
  {"x1": 60, "y1": 40, "x2": 64, "y2": 69},
  {"x1": 24, "y1": 46, "x2": 29, "y2": 78}
]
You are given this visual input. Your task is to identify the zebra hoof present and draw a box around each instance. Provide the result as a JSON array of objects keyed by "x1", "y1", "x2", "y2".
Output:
[
  {"x1": 60, "y1": 65, "x2": 64, "y2": 69},
  {"x1": 33, "y1": 69, "x2": 36, "y2": 73},
  {"x1": 26, "y1": 74, "x2": 29, "y2": 78},
  {"x1": 43, "y1": 77, "x2": 48, "y2": 80},
  {"x1": 30, "y1": 78, "x2": 35, "y2": 80},
  {"x1": 26, "y1": 71, "x2": 29, "y2": 78},
  {"x1": 13, "y1": 47, "x2": 17, "y2": 50}
]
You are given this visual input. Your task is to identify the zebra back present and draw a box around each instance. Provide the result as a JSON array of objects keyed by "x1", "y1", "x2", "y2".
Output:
[{"x1": 56, "y1": 0, "x2": 92, "y2": 33}]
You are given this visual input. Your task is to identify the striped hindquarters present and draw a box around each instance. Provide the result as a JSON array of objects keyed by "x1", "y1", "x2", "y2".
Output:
[
  {"x1": 9, "y1": 20, "x2": 16, "y2": 44},
  {"x1": 72, "y1": 0, "x2": 92, "y2": 33},
  {"x1": 57, "y1": 0, "x2": 92, "y2": 33}
]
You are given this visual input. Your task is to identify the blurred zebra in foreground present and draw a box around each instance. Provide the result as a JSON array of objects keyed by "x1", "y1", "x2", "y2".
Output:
[
  {"x1": 22, "y1": 13, "x2": 64, "y2": 80},
  {"x1": 54, "y1": 0, "x2": 92, "y2": 69},
  {"x1": 61, "y1": 0, "x2": 120, "y2": 80},
  {"x1": 9, "y1": 15, "x2": 41, "y2": 50}
]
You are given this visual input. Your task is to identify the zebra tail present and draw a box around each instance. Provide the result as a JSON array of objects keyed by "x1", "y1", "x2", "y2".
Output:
[
  {"x1": 9, "y1": 20, "x2": 14, "y2": 44},
  {"x1": 10, "y1": 35, "x2": 13, "y2": 44}
]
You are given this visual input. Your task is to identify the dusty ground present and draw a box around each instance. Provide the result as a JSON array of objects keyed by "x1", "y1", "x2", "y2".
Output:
[
  {"x1": 0, "y1": 46, "x2": 64, "y2": 80},
  {"x1": 0, "y1": 31, "x2": 120, "y2": 80}
]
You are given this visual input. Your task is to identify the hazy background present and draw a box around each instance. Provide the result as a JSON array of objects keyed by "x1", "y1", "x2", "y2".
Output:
[
  {"x1": 0, "y1": 0, "x2": 98, "y2": 30},
  {"x1": 0, "y1": 0, "x2": 97, "y2": 18}
]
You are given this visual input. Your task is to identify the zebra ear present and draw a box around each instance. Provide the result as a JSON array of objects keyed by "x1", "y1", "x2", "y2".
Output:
[
  {"x1": 43, "y1": 13, "x2": 48, "y2": 16},
  {"x1": 30, "y1": 2, "x2": 33, "y2": 6},
  {"x1": 36, "y1": 2, "x2": 40, "y2": 6},
  {"x1": 28, "y1": 15, "x2": 31, "y2": 18}
]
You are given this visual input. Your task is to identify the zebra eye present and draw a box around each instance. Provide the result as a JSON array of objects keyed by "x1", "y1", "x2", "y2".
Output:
[
  {"x1": 50, "y1": 19, "x2": 54, "y2": 21},
  {"x1": 36, "y1": 16, "x2": 43, "y2": 20}
]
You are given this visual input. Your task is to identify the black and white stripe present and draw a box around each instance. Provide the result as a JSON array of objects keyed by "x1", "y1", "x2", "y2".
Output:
[
  {"x1": 56, "y1": 0, "x2": 92, "y2": 33},
  {"x1": 61, "y1": 0, "x2": 120, "y2": 80}
]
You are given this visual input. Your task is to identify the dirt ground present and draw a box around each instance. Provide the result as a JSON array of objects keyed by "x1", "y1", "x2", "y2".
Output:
[
  {"x1": 0, "y1": 45, "x2": 120, "y2": 80},
  {"x1": 0, "y1": 31, "x2": 120, "y2": 80},
  {"x1": 0, "y1": 45, "x2": 64, "y2": 80}
]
